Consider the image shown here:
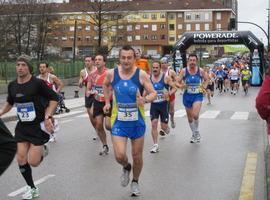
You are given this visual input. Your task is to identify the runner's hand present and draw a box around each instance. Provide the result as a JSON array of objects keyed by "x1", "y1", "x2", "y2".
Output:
[
  {"x1": 45, "y1": 118, "x2": 54, "y2": 134},
  {"x1": 103, "y1": 103, "x2": 111, "y2": 114},
  {"x1": 163, "y1": 92, "x2": 169, "y2": 101}
]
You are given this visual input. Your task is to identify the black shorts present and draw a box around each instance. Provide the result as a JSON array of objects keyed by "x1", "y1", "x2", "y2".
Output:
[
  {"x1": 85, "y1": 95, "x2": 94, "y2": 108},
  {"x1": 242, "y1": 80, "x2": 249, "y2": 86},
  {"x1": 230, "y1": 79, "x2": 239, "y2": 85},
  {"x1": 93, "y1": 100, "x2": 112, "y2": 118},
  {"x1": 150, "y1": 101, "x2": 169, "y2": 123},
  {"x1": 207, "y1": 83, "x2": 214, "y2": 91},
  {"x1": 15, "y1": 122, "x2": 49, "y2": 145}
]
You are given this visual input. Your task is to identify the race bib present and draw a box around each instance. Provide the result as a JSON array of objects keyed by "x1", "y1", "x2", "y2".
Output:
[
  {"x1": 16, "y1": 102, "x2": 36, "y2": 122},
  {"x1": 117, "y1": 103, "x2": 138, "y2": 121},
  {"x1": 153, "y1": 90, "x2": 165, "y2": 103},
  {"x1": 187, "y1": 86, "x2": 200, "y2": 94}
]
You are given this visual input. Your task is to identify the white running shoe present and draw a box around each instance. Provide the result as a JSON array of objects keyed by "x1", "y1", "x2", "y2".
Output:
[
  {"x1": 171, "y1": 119, "x2": 176, "y2": 129},
  {"x1": 150, "y1": 144, "x2": 159, "y2": 153},
  {"x1": 49, "y1": 134, "x2": 56, "y2": 142},
  {"x1": 22, "y1": 186, "x2": 39, "y2": 199},
  {"x1": 190, "y1": 136, "x2": 197, "y2": 143},
  {"x1": 120, "y1": 165, "x2": 131, "y2": 187},
  {"x1": 130, "y1": 181, "x2": 140, "y2": 196}
]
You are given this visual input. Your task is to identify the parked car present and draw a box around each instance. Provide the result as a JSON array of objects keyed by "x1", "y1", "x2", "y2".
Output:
[{"x1": 202, "y1": 52, "x2": 210, "y2": 59}]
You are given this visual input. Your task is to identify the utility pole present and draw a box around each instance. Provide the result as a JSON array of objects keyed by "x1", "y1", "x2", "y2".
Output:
[{"x1": 73, "y1": 20, "x2": 77, "y2": 63}]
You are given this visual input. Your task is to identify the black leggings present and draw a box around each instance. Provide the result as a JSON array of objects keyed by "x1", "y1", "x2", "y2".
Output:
[
  {"x1": 217, "y1": 79, "x2": 224, "y2": 92},
  {"x1": 0, "y1": 119, "x2": 17, "y2": 176}
]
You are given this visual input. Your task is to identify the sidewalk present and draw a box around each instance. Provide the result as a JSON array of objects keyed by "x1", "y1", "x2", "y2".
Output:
[{"x1": 0, "y1": 85, "x2": 86, "y2": 122}]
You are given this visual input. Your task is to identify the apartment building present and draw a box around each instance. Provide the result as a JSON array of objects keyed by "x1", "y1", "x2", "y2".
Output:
[{"x1": 50, "y1": 0, "x2": 237, "y2": 58}]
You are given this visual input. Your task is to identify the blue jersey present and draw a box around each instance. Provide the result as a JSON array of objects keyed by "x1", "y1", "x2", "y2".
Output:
[
  {"x1": 216, "y1": 70, "x2": 225, "y2": 80},
  {"x1": 183, "y1": 67, "x2": 203, "y2": 94},
  {"x1": 151, "y1": 74, "x2": 168, "y2": 104},
  {"x1": 111, "y1": 68, "x2": 145, "y2": 139}
]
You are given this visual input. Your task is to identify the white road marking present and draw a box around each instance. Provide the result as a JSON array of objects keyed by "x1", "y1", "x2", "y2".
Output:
[
  {"x1": 230, "y1": 112, "x2": 249, "y2": 120},
  {"x1": 75, "y1": 113, "x2": 89, "y2": 118},
  {"x1": 54, "y1": 110, "x2": 85, "y2": 119},
  {"x1": 174, "y1": 109, "x2": 186, "y2": 117},
  {"x1": 61, "y1": 119, "x2": 73, "y2": 124},
  {"x1": 8, "y1": 174, "x2": 55, "y2": 197},
  {"x1": 200, "y1": 110, "x2": 221, "y2": 119}
]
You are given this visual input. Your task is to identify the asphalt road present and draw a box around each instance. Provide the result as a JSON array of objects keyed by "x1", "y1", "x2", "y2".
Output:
[{"x1": 0, "y1": 87, "x2": 267, "y2": 200}]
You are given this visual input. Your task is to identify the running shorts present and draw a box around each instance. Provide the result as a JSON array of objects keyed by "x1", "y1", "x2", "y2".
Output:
[
  {"x1": 150, "y1": 101, "x2": 169, "y2": 123},
  {"x1": 183, "y1": 93, "x2": 203, "y2": 108}
]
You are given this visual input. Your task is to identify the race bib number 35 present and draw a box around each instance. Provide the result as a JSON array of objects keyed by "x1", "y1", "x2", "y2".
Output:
[
  {"x1": 187, "y1": 86, "x2": 200, "y2": 94},
  {"x1": 118, "y1": 107, "x2": 138, "y2": 121},
  {"x1": 16, "y1": 102, "x2": 36, "y2": 122}
]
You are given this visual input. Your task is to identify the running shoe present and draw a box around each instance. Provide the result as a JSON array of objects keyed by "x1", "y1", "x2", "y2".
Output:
[
  {"x1": 130, "y1": 181, "x2": 140, "y2": 197},
  {"x1": 159, "y1": 129, "x2": 166, "y2": 136},
  {"x1": 22, "y1": 186, "x2": 39, "y2": 199},
  {"x1": 99, "y1": 145, "x2": 109, "y2": 156},
  {"x1": 171, "y1": 119, "x2": 176, "y2": 129},
  {"x1": 150, "y1": 144, "x2": 159, "y2": 153},
  {"x1": 120, "y1": 165, "x2": 131, "y2": 187},
  {"x1": 49, "y1": 134, "x2": 56, "y2": 142},
  {"x1": 32, "y1": 187, "x2": 40, "y2": 198},
  {"x1": 43, "y1": 144, "x2": 49, "y2": 158},
  {"x1": 195, "y1": 134, "x2": 201, "y2": 143},
  {"x1": 190, "y1": 136, "x2": 196, "y2": 143}
]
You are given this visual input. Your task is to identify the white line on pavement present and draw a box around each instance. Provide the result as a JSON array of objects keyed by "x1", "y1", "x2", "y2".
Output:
[
  {"x1": 54, "y1": 110, "x2": 85, "y2": 119},
  {"x1": 175, "y1": 109, "x2": 186, "y2": 117},
  {"x1": 61, "y1": 119, "x2": 73, "y2": 124},
  {"x1": 8, "y1": 174, "x2": 55, "y2": 197},
  {"x1": 75, "y1": 113, "x2": 89, "y2": 118},
  {"x1": 230, "y1": 112, "x2": 249, "y2": 120},
  {"x1": 200, "y1": 110, "x2": 221, "y2": 119}
]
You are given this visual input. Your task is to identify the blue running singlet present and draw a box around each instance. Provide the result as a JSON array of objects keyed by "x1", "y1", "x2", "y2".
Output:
[
  {"x1": 183, "y1": 67, "x2": 203, "y2": 108},
  {"x1": 111, "y1": 67, "x2": 145, "y2": 139}
]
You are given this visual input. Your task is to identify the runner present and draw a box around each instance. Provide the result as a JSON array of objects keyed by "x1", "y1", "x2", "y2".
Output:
[
  {"x1": 149, "y1": 61, "x2": 176, "y2": 153},
  {"x1": 223, "y1": 66, "x2": 230, "y2": 92},
  {"x1": 87, "y1": 54, "x2": 111, "y2": 155},
  {"x1": 229, "y1": 64, "x2": 240, "y2": 95},
  {"x1": 240, "y1": 65, "x2": 252, "y2": 95},
  {"x1": 79, "y1": 56, "x2": 97, "y2": 140},
  {"x1": 0, "y1": 56, "x2": 58, "y2": 199},
  {"x1": 160, "y1": 57, "x2": 177, "y2": 128},
  {"x1": 204, "y1": 67, "x2": 215, "y2": 105},
  {"x1": 103, "y1": 45, "x2": 156, "y2": 196},
  {"x1": 135, "y1": 49, "x2": 150, "y2": 74},
  {"x1": 176, "y1": 54, "x2": 209, "y2": 143},
  {"x1": 215, "y1": 65, "x2": 225, "y2": 94}
]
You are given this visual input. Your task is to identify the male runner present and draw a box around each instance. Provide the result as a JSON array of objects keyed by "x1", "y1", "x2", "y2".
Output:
[
  {"x1": 103, "y1": 45, "x2": 156, "y2": 196},
  {"x1": 0, "y1": 56, "x2": 58, "y2": 199}
]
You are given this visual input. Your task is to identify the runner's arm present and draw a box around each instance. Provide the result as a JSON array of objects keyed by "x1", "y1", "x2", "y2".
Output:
[
  {"x1": 103, "y1": 69, "x2": 113, "y2": 105},
  {"x1": 176, "y1": 69, "x2": 186, "y2": 89},
  {"x1": 78, "y1": 70, "x2": 84, "y2": 88},
  {"x1": 140, "y1": 71, "x2": 157, "y2": 103},
  {"x1": 52, "y1": 75, "x2": 64, "y2": 93},
  {"x1": 201, "y1": 69, "x2": 209, "y2": 89},
  {"x1": 0, "y1": 102, "x2": 13, "y2": 117},
  {"x1": 165, "y1": 75, "x2": 177, "y2": 95},
  {"x1": 86, "y1": 74, "x2": 93, "y2": 97}
]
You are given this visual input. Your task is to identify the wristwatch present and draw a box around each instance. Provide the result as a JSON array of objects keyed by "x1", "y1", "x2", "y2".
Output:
[{"x1": 45, "y1": 115, "x2": 52, "y2": 120}]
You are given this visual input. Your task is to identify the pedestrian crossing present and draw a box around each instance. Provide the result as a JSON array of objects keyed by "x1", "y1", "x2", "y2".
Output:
[{"x1": 70, "y1": 109, "x2": 259, "y2": 121}]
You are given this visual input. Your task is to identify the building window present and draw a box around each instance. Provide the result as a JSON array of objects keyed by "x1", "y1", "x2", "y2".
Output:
[
  {"x1": 186, "y1": 14, "x2": 191, "y2": 20},
  {"x1": 216, "y1": 12, "x2": 221, "y2": 20},
  {"x1": 160, "y1": 34, "x2": 166, "y2": 40},
  {"x1": 178, "y1": 13, "x2": 183, "y2": 18},
  {"x1": 152, "y1": 24, "x2": 157, "y2": 31},
  {"x1": 151, "y1": 35, "x2": 157, "y2": 40},
  {"x1": 135, "y1": 25, "x2": 140, "y2": 30},
  {"x1": 160, "y1": 13, "x2": 166, "y2": 18},
  {"x1": 62, "y1": 36, "x2": 67, "y2": 41},
  {"x1": 204, "y1": 23, "x2": 209, "y2": 31},
  {"x1": 85, "y1": 36, "x2": 90, "y2": 41},
  {"x1": 143, "y1": 35, "x2": 149, "y2": 40},
  {"x1": 77, "y1": 15, "x2": 82, "y2": 20},
  {"x1": 85, "y1": 15, "x2": 90, "y2": 21},
  {"x1": 118, "y1": 25, "x2": 124, "y2": 29},
  {"x1": 69, "y1": 36, "x2": 74, "y2": 41},
  {"x1": 169, "y1": 24, "x2": 175, "y2": 30},
  {"x1": 216, "y1": 23, "x2": 221, "y2": 30},
  {"x1": 205, "y1": 13, "x2": 210, "y2": 20},
  {"x1": 142, "y1": 13, "x2": 148, "y2": 19},
  {"x1": 127, "y1": 25, "x2": 132, "y2": 31},
  {"x1": 143, "y1": 24, "x2": 149, "y2": 29},
  {"x1": 69, "y1": 26, "x2": 74, "y2": 31},
  {"x1": 186, "y1": 24, "x2": 191, "y2": 31},
  {"x1": 94, "y1": 36, "x2": 99, "y2": 40},
  {"x1": 94, "y1": 26, "x2": 99, "y2": 31},
  {"x1": 160, "y1": 24, "x2": 166, "y2": 29},
  {"x1": 54, "y1": 37, "x2": 58, "y2": 41},
  {"x1": 195, "y1": 24, "x2": 200, "y2": 31},
  {"x1": 77, "y1": 26, "x2": 82, "y2": 31},
  {"x1": 118, "y1": 35, "x2": 123, "y2": 41},
  {"x1": 151, "y1": 14, "x2": 157, "y2": 20},
  {"x1": 85, "y1": 25, "x2": 90, "y2": 31},
  {"x1": 127, "y1": 36, "x2": 133, "y2": 42},
  {"x1": 195, "y1": 14, "x2": 200, "y2": 20},
  {"x1": 178, "y1": 35, "x2": 182, "y2": 39},
  {"x1": 169, "y1": 14, "x2": 175, "y2": 19},
  {"x1": 111, "y1": 26, "x2": 116, "y2": 32},
  {"x1": 77, "y1": 36, "x2": 81, "y2": 41},
  {"x1": 178, "y1": 24, "x2": 183, "y2": 30},
  {"x1": 135, "y1": 35, "x2": 141, "y2": 40},
  {"x1": 169, "y1": 36, "x2": 175, "y2": 42},
  {"x1": 69, "y1": 15, "x2": 74, "y2": 20}
]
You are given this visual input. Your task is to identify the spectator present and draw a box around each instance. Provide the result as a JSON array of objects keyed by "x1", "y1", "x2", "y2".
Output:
[
  {"x1": 135, "y1": 49, "x2": 150, "y2": 74},
  {"x1": 256, "y1": 67, "x2": 270, "y2": 134}
]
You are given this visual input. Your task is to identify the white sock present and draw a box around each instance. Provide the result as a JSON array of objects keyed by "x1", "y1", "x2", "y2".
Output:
[
  {"x1": 189, "y1": 121, "x2": 195, "y2": 136},
  {"x1": 194, "y1": 119, "x2": 199, "y2": 135}
]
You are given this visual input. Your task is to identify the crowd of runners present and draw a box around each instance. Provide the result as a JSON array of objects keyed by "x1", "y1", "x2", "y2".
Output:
[{"x1": 0, "y1": 46, "x2": 254, "y2": 199}]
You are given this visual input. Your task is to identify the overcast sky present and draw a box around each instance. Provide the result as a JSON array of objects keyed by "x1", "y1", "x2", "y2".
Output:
[{"x1": 238, "y1": 0, "x2": 269, "y2": 45}]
